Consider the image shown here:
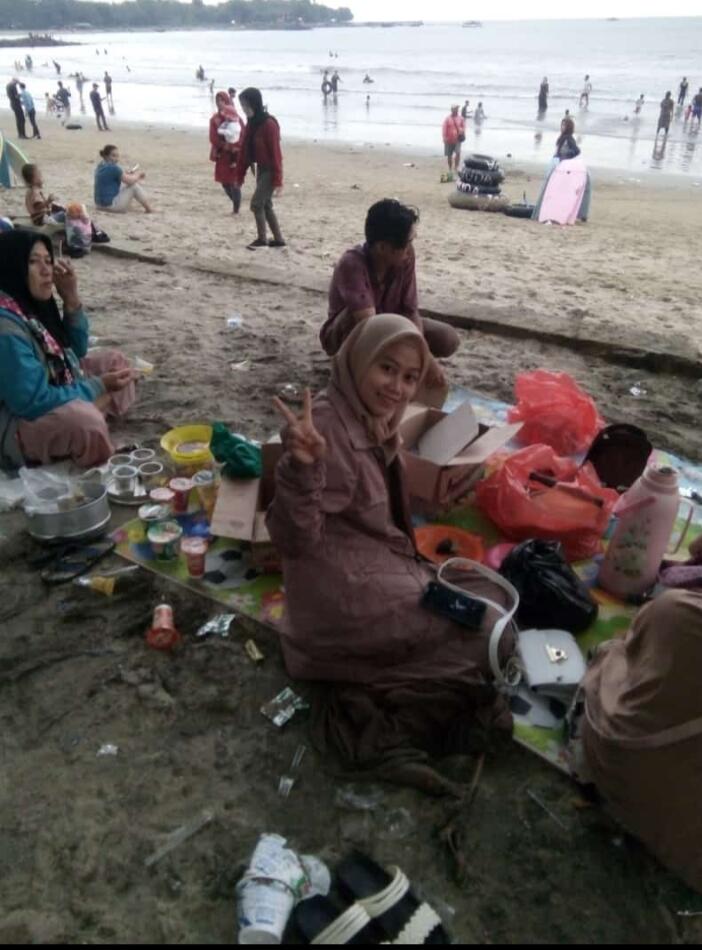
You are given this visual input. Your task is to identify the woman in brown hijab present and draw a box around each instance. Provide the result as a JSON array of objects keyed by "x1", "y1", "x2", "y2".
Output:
[
  {"x1": 582, "y1": 588, "x2": 702, "y2": 893},
  {"x1": 267, "y1": 314, "x2": 513, "y2": 794}
]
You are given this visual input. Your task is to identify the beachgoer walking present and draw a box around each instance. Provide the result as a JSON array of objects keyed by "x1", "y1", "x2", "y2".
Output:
[
  {"x1": 474, "y1": 102, "x2": 486, "y2": 124},
  {"x1": 53, "y1": 59, "x2": 61, "y2": 75},
  {"x1": 678, "y1": 77, "x2": 689, "y2": 106},
  {"x1": 25, "y1": 55, "x2": 32, "y2": 71},
  {"x1": 657, "y1": 91, "x2": 675, "y2": 137},
  {"x1": 461, "y1": 99, "x2": 471, "y2": 119},
  {"x1": 209, "y1": 90, "x2": 243, "y2": 214},
  {"x1": 94, "y1": 144, "x2": 154, "y2": 214},
  {"x1": 363, "y1": 74, "x2": 374, "y2": 84},
  {"x1": 56, "y1": 81, "x2": 71, "y2": 121},
  {"x1": 331, "y1": 71, "x2": 341, "y2": 94},
  {"x1": 6, "y1": 79, "x2": 27, "y2": 139},
  {"x1": 18, "y1": 84, "x2": 41, "y2": 139},
  {"x1": 76, "y1": 72, "x2": 86, "y2": 111},
  {"x1": 693, "y1": 88, "x2": 702, "y2": 130},
  {"x1": 321, "y1": 71, "x2": 332, "y2": 97},
  {"x1": 233, "y1": 87, "x2": 286, "y2": 250},
  {"x1": 103, "y1": 72, "x2": 113, "y2": 108},
  {"x1": 90, "y1": 84, "x2": 110, "y2": 131},
  {"x1": 634, "y1": 93, "x2": 645, "y2": 115},
  {"x1": 538, "y1": 77, "x2": 549, "y2": 113},
  {"x1": 442, "y1": 104, "x2": 465, "y2": 175},
  {"x1": 579, "y1": 74, "x2": 592, "y2": 109},
  {"x1": 321, "y1": 199, "x2": 459, "y2": 375}
]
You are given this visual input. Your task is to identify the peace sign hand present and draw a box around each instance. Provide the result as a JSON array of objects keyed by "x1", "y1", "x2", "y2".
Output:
[{"x1": 273, "y1": 388, "x2": 326, "y2": 466}]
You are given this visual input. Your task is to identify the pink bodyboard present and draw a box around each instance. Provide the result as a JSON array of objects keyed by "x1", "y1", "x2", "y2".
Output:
[{"x1": 538, "y1": 158, "x2": 588, "y2": 225}]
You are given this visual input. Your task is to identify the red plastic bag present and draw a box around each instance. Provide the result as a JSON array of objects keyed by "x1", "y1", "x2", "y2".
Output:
[
  {"x1": 508, "y1": 370, "x2": 605, "y2": 455},
  {"x1": 475, "y1": 444, "x2": 619, "y2": 561}
]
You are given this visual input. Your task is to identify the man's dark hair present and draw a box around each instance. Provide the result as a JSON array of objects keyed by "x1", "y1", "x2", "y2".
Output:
[{"x1": 365, "y1": 199, "x2": 419, "y2": 249}]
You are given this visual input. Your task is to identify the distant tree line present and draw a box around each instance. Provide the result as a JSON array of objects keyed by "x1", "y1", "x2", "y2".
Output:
[{"x1": 0, "y1": 0, "x2": 354, "y2": 30}]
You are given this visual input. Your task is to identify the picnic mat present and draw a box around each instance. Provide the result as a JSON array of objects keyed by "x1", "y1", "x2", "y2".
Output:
[{"x1": 115, "y1": 387, "x2": 702, "y2": 773}]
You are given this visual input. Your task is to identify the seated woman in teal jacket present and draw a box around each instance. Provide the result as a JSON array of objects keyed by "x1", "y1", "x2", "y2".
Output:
[{"x1": 0, "y1": 231, "x2": 136, "y2": 471}]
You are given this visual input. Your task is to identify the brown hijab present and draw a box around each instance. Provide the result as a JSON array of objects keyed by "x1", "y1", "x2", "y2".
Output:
[{"x1": 331, "y1": 314, "x2": 430, "y2": 463}]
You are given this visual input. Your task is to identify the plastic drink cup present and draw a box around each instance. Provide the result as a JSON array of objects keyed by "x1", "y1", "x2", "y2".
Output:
[
  {"x1": 113, "y1": 464, "x2": 138, "y2": 494},
  {"x1": 236, "y1": 878, "x2": 295, "y2": 945},
  {"x1": 109, "y1": 453, "x2": 133, "y2": 471},
  {"x1": 147, "y1": 520, "x2": 182, "y2": 561},
  {"x1": 149, "y1": 487, "x2": 175, "y2": 513},
  {"x1": 181, "y1": 537, "x2": 208, "y2": 578},
  {"x1": 146, "y1": 603, "x2": 182, "y2": 651},
  {"x1": 138, "y1": 503, "x2": 171, "y2": 527},
  {"x1": 138, "y1": 461, "x2": 165, "y2": 490},
  {"x1": 169, "y1": 477, "x2": 193, "y2": 515},
  {"x1": 192, "y1": 469, "x2": 218, "y2": 521},
  {"x1": 131, "y1": 448, "x2": 156, "y2": 465}
]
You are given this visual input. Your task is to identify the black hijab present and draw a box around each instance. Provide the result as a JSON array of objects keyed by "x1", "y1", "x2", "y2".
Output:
[
  {"x1": 239, "y1": 87, "x2": 278, "y2": 164},
  {"x1": 0, "y1": 231, "x2": 69, "y2": 349}
]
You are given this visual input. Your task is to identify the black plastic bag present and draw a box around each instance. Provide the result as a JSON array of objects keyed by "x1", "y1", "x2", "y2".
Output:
[{"x1": 500, "y1": 539, "x2": 598, "y2": 634}]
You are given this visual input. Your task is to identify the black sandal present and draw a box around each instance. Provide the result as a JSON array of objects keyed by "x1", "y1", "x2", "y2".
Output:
[
  {"x1": 294, "y1": 894, "x2": 383, "y2": 945},
  {"x1": 336, "y1": 853, "x2": 449, "y2": 945},
  {"x1": 39, "y1": 539, "x2": 116, "y2": 585}
]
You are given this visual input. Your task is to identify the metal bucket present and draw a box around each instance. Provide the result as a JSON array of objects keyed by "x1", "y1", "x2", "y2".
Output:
[{"x1": 25, "y1": 482, "x2": 112, "y2": 542}]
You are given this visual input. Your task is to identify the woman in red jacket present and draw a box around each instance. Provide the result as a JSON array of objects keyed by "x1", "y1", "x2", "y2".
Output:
[
  {"x1": 233, "y1": 87, "x2": 286, "y2": 250},
  {"x1": 209, "y1": 90, "x2": 243, "y2": 214}
]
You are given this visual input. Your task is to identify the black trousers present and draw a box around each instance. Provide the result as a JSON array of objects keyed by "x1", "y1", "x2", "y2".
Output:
[
  {"x1": 27, "y1": 109, "x2": 40, "y2": 138},
  {"x1": 11, "y1": 103, "x2": 26, "y2": 138}
]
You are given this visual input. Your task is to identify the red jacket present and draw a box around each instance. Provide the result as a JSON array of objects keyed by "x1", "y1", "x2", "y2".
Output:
[{"x1": 234, "y1": 116, "x2": 283, "y2": 189}]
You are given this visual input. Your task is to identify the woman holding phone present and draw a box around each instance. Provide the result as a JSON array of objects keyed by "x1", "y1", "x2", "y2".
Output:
[
  {"x1": 0, "y1": 231, "x2": 137, "y2": 470},
  {"x1": 94, "y1": 144, "x2": 154, "y2": 214}
]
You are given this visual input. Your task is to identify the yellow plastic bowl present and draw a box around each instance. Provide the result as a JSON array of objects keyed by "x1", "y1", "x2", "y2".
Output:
[{"x1": 160, "y1": 424, "x2": 214, "y2": 475}]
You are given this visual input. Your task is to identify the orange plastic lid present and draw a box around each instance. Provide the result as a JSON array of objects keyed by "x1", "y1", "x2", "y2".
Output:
[{"x1": 415, "y1": 525, "x2": 485, "y2": 565}]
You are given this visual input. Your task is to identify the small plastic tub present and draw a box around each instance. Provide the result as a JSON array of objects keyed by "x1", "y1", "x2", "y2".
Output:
[
  {"x1": 181, "y1": 537, "x2": 208, "y2": 578},
  {"x1": 147, "y1": 521, "x2": 183, "y2": 561}
]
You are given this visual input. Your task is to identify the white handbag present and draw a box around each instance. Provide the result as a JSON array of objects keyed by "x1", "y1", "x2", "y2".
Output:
[{"x1": 435, "y1": 559, "x2": 587, "y2": 699}]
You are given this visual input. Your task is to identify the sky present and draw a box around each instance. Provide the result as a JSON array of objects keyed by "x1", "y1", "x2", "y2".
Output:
[{"x1": 342, "y1": 1, "x2": 701, "y2": 20}]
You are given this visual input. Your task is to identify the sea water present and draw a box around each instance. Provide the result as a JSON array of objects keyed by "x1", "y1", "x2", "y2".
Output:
[{"x1": 2, "y1": 17, "x2": 701, "y2": 174}]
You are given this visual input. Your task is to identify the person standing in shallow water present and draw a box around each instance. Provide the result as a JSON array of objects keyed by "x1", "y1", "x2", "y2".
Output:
[
  {"x1": 538, "y1": 77, "x2": 549, "y2": 113},
  {"x1": 232, "y1": 87, "x2": 286, "y2": 250}
]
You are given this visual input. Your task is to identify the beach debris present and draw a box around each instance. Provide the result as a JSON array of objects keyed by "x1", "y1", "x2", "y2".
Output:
[
  {"x1": 293, "y1": 183, "x2": 300, "y2": 188},
  {"x1": 137, "y1": 681, "x2": 176, "y2": 711},
  {"x1": 144, "y1": 809, "x2": 215, "y2": 869},
  {"x1": 231, "y1": 359, "x2": 251, "y2": 372},
  {"x1": 261, "y1": 687, "x2": 309, "y2": 728},
  {"x1": 629, "y1": 382, "x2": 648, "y2": 398},
  {"x1": 88, "y1": 335, "x2": 100, "y2": 346},
  {"x1": 146, "y1": 603, "x2": 182, "y2": 652},
  {"x1": 278, "y1": 383, "x2": 303, "y2": 403},
  {"x1": 403, "y1": 162, "x2": 416, "y2": 168},
  {"x1": 133, "y1": 356, "x2": 155, "y2": 375},
  {"x1": 278, "y1": 744, "x2": 307, "y2": 798},
  {"x1": 677, "y1": 911, "x2": 702, "y2": 918},
  {"x1": 74, "y1": 565, "x2": 141, "y2": 596},
  {"x1": 378, "y1": 807, "x2": 416, "y2": 841},
  {"x1": 350, "y1": 184, "x2": 360, "y2": 190},
  {"x1": 527, "y1": 789, "x2": 568, "y2": 830},
  {"x1": 245, "y1": 639, "x2": 265, "y2": 663},
  {"x1": 226, "y1": 313, "x2": 243, "y2": 330},
  {"x1": 97, "y1": 743, "x2": 119, "y2": 757},
  {"x1": 196, "y1": 614, "x2": 236, "y2": 640},
  {"x1": 335, "y1": 784, "x2": 385, "y2": 812}
]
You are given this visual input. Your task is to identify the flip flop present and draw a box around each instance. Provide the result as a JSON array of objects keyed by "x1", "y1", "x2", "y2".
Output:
[
  {"x1": 294, "y1": 894, "x2": 382, "y2": 945},
  {"x1": 39, "y1": 539, "x2": 116, "y2": 585},
  {"x1": 336, "y1": 853, "x2": 449, "y2": 945}
]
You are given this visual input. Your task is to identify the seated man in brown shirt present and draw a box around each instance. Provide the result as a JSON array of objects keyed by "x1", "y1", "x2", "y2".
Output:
[{"x1": 321, "y1": 199, "x2": 460, "y2": 385}]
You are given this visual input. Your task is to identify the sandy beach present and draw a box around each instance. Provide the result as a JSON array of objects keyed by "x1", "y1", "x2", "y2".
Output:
[{"x1": 1, "y1": 113, "x2": 702, "y2": 943}]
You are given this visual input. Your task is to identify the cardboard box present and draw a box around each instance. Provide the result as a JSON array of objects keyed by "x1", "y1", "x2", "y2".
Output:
[
  {"x1": 400, "y1": 401, "x2": 522, "y2": 508},
  {"x1": 209, "y1": 440, "x2": 283, "y2": 544}
]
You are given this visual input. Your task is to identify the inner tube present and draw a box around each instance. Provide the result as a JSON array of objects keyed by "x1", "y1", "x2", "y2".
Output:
[
  {"x1": 321, "y1": 81, "x2": 333, "y2": 95},
  {"x1": 457, "y1": 183, "x2": 502, "y2": 196},
  {"x1": 504, "y1": 204, "x2": 535, "y2": 219},
  {"x1": 463, "y1": 152, "x2": 499, "y2": 172},
  {"x1": 459, "y1": 167, "x2": 504, "y2": 186},
  {"x1": 449, "y1": 190, "x2": 510, "y2": 213}
]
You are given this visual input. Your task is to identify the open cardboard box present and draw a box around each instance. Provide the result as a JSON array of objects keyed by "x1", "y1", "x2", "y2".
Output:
[
  {"x1": 210, "y1": 441, "x2": 283, "y2": 567},
  {"x1": 400, "y1": 400, "x2": 522, "y2": 509}
]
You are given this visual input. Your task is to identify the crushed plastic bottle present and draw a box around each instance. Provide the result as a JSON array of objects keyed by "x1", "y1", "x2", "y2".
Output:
[
  {"x1": 73, "y1": 565, "x2": 141, "y2": 596},
  {"x1": 226, "y1": 314, "x2": 243, "y2": 330},
  {"x1": 629, "y1": 382, "x2": 648, "y2": 399},
  {"x1": 377, "y1": 807, "x2": 416, "y2": 841}
]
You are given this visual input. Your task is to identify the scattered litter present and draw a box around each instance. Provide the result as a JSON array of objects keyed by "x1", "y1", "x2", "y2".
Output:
[
  {"x1": 144, "y1": 809, "x2": 214, "y2": 868},
  {"x1": 278, "y1": 744, "x2": 307, "y2": 798},
  {"x1": 293, "y1": 183, "x2": 300, "y2": 188},
  {"x1": 236, "y1": 834, "x2": 331, "y2": 944},
  {"x1": 245, "y1": 639, "x2": 265, "y2": 663},
  {"x1": 335, "y1": 784, "x2": 385, "y2": 812},
  {"x1": 350, "y1": 184, "x2": 360, "y2": 190},
  {"x1": 133, "y1": 356, "x2": 155, "y2": 375},
  {"x1": 196, "y1": 614, "x2": 236, "y2": 639},
  {"x1": 231, "y1": 359, "x2": 252, "y2": 372},
  {"x1": 146, "y1": 603, "x2": 182, "y2": 652},
  {"x1": 526, "y1": 789, "x2": 568, "y2": 830},
  {"x1": 88, "y1": 335, "x2": 100, "y2": 346},
  {"x1": 226, "y1": 314, "x2": 243, "y2": 329},
  {"x1": 97, "y1": 743, "x2": 119, "y2": 757},
  {"x1": 629, "y1": 382, "x2": 648, "y2": 399},
  {"x1": 678, "y1": 911, "x2": 702, "y2": 918},
  {"x1": 278, "y1": 383, "x2": 303, "y2": 403},
  {"x1": 612, "y1": 836, "x2": 624, "y2": 848},
  {"x1": 378, "y1": 807, "x2": 416, "y2": 841},
  {"x1": 261, "y1": 687, "x2": 309, "y2": 728},
  {"x1": 74, "y1": 565, "x2": 141, "y2": 596},
  {"x1": 403, "y1": 162, "x2": 416, "y2": 168}
]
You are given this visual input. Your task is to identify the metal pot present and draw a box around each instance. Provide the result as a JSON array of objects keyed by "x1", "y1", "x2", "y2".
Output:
[{"x1": 25, "y1": 482, "x2": 112, "y2": 543}]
